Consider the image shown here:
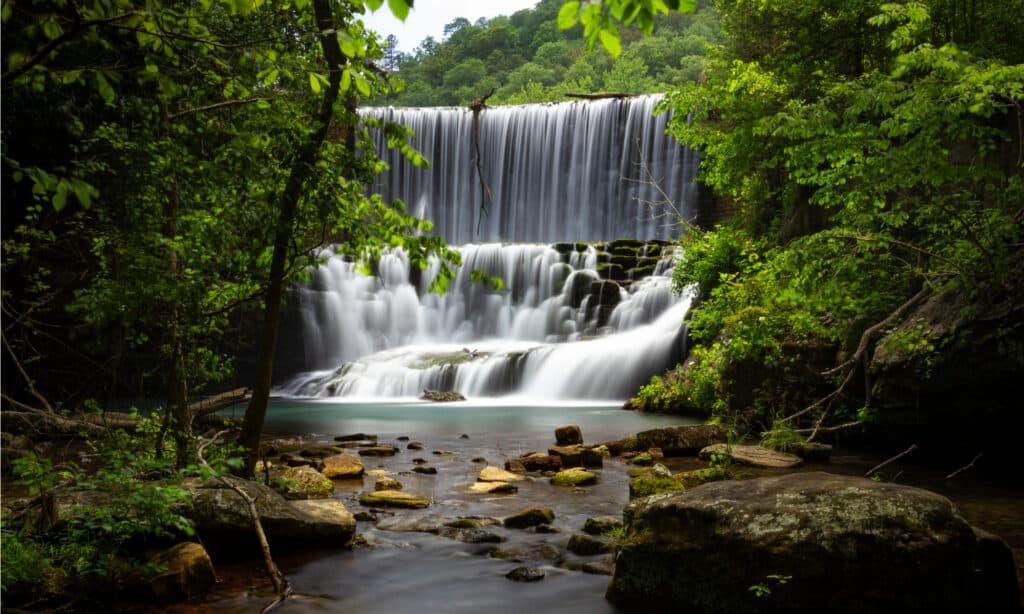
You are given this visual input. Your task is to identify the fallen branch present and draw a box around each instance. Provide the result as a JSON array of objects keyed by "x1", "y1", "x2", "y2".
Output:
[
  {"x1": 565, "y1": 92, "x2": 634, "y2": 100},
  {"x1": 791, "y1": 421, "x2": 862, "y2": 435},
  {"x1": 197, "y1": 431, "x2": 290, "y2": 611},
  {"x1": 865, "y1": 444, "x2": 918, "y2": 478},
  {"x1": 3, "y1": 333, "x2": 55, "y2": 413},
  {"x1": 945, "y1": 453, "x2": 983, "y2": 480},
  {"x1": 190, "y1": 387, "x2": 251, "y2": 419},
  {"x1": 469, "y1": 87, "x2": 496, "y2": 236}
]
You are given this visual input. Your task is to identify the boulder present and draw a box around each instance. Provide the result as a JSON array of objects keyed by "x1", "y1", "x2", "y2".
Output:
[
  {"x1": 183, "y1": 476, "x2": 355, "y2": 547},
  {"x1": 322, "y1": 453, "x2": 365, "y2": 479},
  {"x1": 504, "y1": 507, "x2": 555, "y2": 529},
  {"x1": 609, "y1": 472, "x2": 1019, "y2": 613},
  {"x1": 510, "y1": 454, "x2": 561, "y2": 472},
  {"x1": 126, "y1": 542, "x2": 216, "y2": 603},
  {"x1": 582, "y1": 558, "x2": 615, "y2": 576},
  {"x1": 699, "y1": 443, "x2": 803, "y2": 468},
  {"x1": 406, "y1": 441, "x2": 425, "y2": 450},
  {"x1": 554, "y1": 425, "x2": 583, "y2": 446},
  {"x1": 478, "y1": 466, "x2": 525, "y2": 482},
  {"x1": 548, "y1": 444, "x2": 603, "y2": 468},
  {"x1": 358, "y1": 490, "x2": 430, "y2": 509},
  {"x1": 551, "y1": 468, "x2": 597, "y2": 487},
  {"x1": 358, "y1": 445, "x2": 399, "y2": 457},
  {"x1": 634, "y1": 424, "x2": 727, "y2": 455},
  {"x1": 274, "y1": 465, "x2": 334, "y2": 500},
  {"x1": 412, "y1": 465, "x2": 437, "y2": 475},
  {"x1": 421, "y1": 390, "x2": 466, "y2": 402},
  {"x1": 504, "y1": 458, "x2": 527, "y2": 473}
]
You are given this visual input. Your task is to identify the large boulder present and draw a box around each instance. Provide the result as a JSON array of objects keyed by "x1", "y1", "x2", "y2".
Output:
[
  {"x1": 123, "y1": 542, "x2": 216, "y2": 603},
  {"x1": 554, "y1": 425, "x2": 583, "y2": 446},
  {"x1": 182, "y1": 476, "x2": 355, "y2": 548},
  {"x1": 633, "y1": 424, "x2": 727, "y2": 455},
  {"x1": 609, "y1": 472, "x2": 1019, "y2": 613},
  {"x1": 548, "y1": 444, "x2": 603, "y2": 468}
]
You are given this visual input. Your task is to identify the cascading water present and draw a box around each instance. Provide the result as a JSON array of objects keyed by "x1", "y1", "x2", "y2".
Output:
[{"x1": 279, "y1": 97, "x2": 698, "y2": 401}]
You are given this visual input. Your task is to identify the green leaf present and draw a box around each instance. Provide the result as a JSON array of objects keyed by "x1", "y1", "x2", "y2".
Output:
[
  {"x1": 95, "y1": 72, "x2": 115, "y2": 105},
  {"x1": 599, "y1": 29, "x2": 622, "y2": 58},
  {"x1": 365, "y1": 0, "x2": 384, "y2": 11},
  {"x1": 341, "y1": 67, "x2": 352, "y2": 92},
  {"x1": 354, "y1": 74, "x2": 371, "y2": 96},
  {"x1": 386, "y1": 0, "x2": 410, "y2": 21},
  {"x1": 52, "y1": 183, "x2": 68, "y2": 211},
  {"x1": 339, "y1": 34, "x2": 357, "y2": 58},
  {"x1": 309, "y1": 71, "x2": 322, "y2": 94},
  {"x1": 557, "y1": 1, "x2": 580, "y2": 29}
]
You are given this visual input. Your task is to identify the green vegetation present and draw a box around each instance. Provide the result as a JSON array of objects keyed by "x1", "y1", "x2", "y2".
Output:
[
  {"x1": 376, "y1": 0, "x2": 721, "y2": 107},
  {"x1": 632, "y1": 0, "x2": 1024, "y2": 440}
]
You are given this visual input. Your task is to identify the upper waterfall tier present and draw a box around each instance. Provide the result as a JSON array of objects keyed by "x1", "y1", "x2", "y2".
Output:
[{"x1": 364, "y1": 96, "x2": 698, "y2": 244}]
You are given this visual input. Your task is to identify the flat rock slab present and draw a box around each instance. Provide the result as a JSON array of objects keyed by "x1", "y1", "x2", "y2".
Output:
[
  {"x1": 358, "y1": 445, "x2": 399, "y2": 457},
  {"x1": 358, "y1": 490, "x2": 431, "y2": 509},
  {"x1": 478, "y1": 466, "x2": 525, "y2": 482},
  {"x1": 634, "y1": 424, "x2": 727, "y2": 455},
  {"x1": 698, "y1": 443, "x2": 802, "y2": 468},
  {"x1": 322, "y1": 453, "x2": 365, "y2": 479},
  {"x1": 551, "y1": 468, "x2": 597, "y2": 486}
]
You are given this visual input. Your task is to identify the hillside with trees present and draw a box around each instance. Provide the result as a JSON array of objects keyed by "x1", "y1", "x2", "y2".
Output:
[{"x1": 376, "y1": 0, "x2": 722, "y2": 106}]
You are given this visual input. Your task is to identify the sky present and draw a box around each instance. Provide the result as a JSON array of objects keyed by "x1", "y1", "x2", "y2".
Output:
[{"x1": 361, "y1": 0, "x2": 541, "y2": 53}]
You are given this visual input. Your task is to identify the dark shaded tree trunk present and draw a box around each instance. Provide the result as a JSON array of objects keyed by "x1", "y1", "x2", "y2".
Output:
[{"x1": 237, "y1": 0, "x2": 348, "y2": 476}]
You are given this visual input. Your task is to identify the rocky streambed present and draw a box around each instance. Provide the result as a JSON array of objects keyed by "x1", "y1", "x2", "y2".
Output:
[{"x1": 157, "y1": 409, "x2": 1022, "y2": 614}]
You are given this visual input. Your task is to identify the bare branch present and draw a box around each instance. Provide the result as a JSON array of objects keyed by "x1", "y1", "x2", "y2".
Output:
[
  {"x1": 469, "y1": 88, "x2": 496, "y2": 236},
  {"x1": 3, "y1": 333, "x2": 56, "y2": 413},
  {"x1": 865, "y1": 444, "x2": 918, "y2": 478},
  {"x1": 945, "y1": 452, "x2": 983, "y2": 480},
  {"x1": 164, "y1": 97, "x2": 275, "y2": 121}
]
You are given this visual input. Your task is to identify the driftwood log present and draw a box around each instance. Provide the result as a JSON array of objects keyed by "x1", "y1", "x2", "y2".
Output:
[{"x1": 565, "y1": 92, "x2": 635, "y2": 100}]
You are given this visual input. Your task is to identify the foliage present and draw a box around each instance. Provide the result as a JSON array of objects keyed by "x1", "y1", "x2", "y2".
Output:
[
  {"x1": 647, "y1": 0, "x2": 1024, "y2": 429},
  {"x1": 748, "y1": 574, "x2": 792, "y2": 598},
  {"x1": 377, "y1": 0, "x2": 722, "y2": 107}
]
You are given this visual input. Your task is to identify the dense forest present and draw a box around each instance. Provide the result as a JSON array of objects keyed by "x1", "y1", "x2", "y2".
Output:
[{"x1": 376, "y1": 0, "x2": 721, "y2": 106}]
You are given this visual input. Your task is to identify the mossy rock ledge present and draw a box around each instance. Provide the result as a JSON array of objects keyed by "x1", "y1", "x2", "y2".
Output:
[{"x1": 609, "y1": 472, "x2": 1019, "y2": 613}]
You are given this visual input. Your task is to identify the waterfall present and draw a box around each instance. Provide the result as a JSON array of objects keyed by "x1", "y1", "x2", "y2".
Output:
[
  {"x1": 278, "y1": 98, "x2": 698, "y2": 401},
  {"x1": 364, "y1": 95, "x2": 698, "y2": 244},
  {"x1": 279, "y1": 243, "x2": 692, "y2": 401}
]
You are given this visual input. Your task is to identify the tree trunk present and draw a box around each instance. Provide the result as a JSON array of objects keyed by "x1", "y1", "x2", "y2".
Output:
[{"x1": 237, "y1": 0, "x2": 348, "y2": 476}]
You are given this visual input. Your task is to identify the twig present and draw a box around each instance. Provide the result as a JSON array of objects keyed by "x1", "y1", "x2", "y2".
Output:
[
  {"x1": 3, "y1": 333, "x2": 56, "y2": 413},
  {"x1": 197, "y1": 431, "x2": 291, "y2": 611},
  {"x1": 469, "y1": 88, "x2": 496, "y2": 236},
  {"x1": 945, "y1": 453, "x2": 983, "y2": 480},
  {"x1": 163, "y1": 97, "x2": 274, "y2": 121},
  {"x1": 791, "y1": 421, "x2": 862, "y2": 435},
  {"x1": 865, "y1": 444, "x2": 918, "y2": 478}
]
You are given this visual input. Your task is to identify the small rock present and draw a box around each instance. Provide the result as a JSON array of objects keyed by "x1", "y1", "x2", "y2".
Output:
[
  {"x1": 650, "y1": 463, "x2": 672, "y2": 478},
  {"x1": 548, "y1": 445, "x2": 603, "y2": 468},
  {"x1": 459, "y1": 433, "x2": 470, "y2": 439},
  {"x1": 358, "y1": 491, "x2": 430, "y2": 509},
  {"x1": 374, "y1": 476, "x2": 403, "y2": 491},
  {"x1": 567, "y1": 533, "x2": 614, "y2": 556},
  {"x1": 504, "y1": 507, "x2": 555, "y2": 529},
  {"x1": 274, "y1": 465, "x2": 334, "y2": 500},
  {"x1": 469, "y1": 481, "x2": 518, "y2": 494},
  {"x1": 335, "y1": 433, "x2": 378, "y2": 443},
  {"x1": 432, "y1": 449, "x2": 455, "y2": 456},
  {"x1": 359, "y1": 445, "x2": 399, "y2": 457},
  {"x1": 412, "y1": 465, "x2": 437, "y2": 475},
  {"x1": 506, "y1": 567, "x2": 545, "y2": 582},
  {"x1": 551, "y1": 468, "x2": 597, "y2": 487},
  {"x1": 411, "y1": 457, "x2": 428, "y2": 465},
  {"x1": 504, "y1": 458, "x2": 527, "y2": 473},
  {"x1": 478, "y1": 466, "x2": 525, "y2": 482},
  {"x1": 471, "y1": 457, "x2": 488, "y2": 464},
  {"x1": 582, "y1": 559, "x2": 615, "y2": 576},
  {"x1": 583, "y1": 516, "x2": 623, "y2": 536},
  {"x1": 437, "y1": 527, "x2": 504, "y2": 543},
  {"x1": 554, "y1": 425, "x2": 583, "y2": 446},
  {"x1": 322, "y1": 453, "x2": 365, "y2": 479},
  {"x1": 299, "y1": 445, "x2": 343, "y2": 458},
  {"x1": 354, "y1": 511, "x2": 377, "y2": 522},
  {"x1": 517, "y1": 454, "x2": 562, "y2": 472},
  {"x1": 629, "y1": 453, "x2": 654, "y2": 466},
  {"x1": 421, "y1": 390, "x2": 466, "y2": 402},
  {"x1": 407, "y1": 441, "x2": 425, "y2": 450},
  {"x1": 396, "y1": 436, "x2": 410, "y2": 441},
  {"x1": 533, "y1": 524, "x2": 560, "y2": 534}
]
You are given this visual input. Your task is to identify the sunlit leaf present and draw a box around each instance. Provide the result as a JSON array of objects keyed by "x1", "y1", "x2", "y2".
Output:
[{"x1": 386, "y1": 0, "x2": 410, "y2": 21}]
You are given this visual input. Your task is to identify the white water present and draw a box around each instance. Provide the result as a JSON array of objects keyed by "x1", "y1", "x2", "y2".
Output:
[
  {"x1": 279, "y1": 243, "x2": 692, "y2": 401},
  {"x1": 280, "y1": 99, "x2": 697, "y2": 401},
  {"x1": 365, "y1": 95, "x2": 698, "y2": 244}
]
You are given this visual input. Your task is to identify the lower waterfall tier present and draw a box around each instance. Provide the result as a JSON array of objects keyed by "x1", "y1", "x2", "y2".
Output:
[{"x1": 278, "y1": 242, "x2": 692, "y2": 401}]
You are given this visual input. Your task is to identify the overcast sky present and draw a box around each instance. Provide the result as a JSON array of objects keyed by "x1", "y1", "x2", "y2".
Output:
[{"x1": 362, "y1": 0, "x2": 541, "y2": 53}]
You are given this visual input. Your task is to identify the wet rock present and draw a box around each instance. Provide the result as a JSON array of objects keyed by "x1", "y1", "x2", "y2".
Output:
[
  {"x1": 374, "y1": 476, "x2": 403, "y2": 491},
  {"x1": 411, "y1": 457, "x2": 428, "y2": 465},
  {"x1": 335, "y1": 433, "x2": 378, "y2": 443},
  {"x1": 406, "y1": 441, "x2": 425, "y2": 450},
  {"x1": 299, "y1": 445, "x2": 343, "y2": 458},
  {"x1": 533, "y1": 524, "x2": 560, "y2": 534},
  {"x1": 634, "y1": 424, "x2": 727, "y2": 455},
  {"x1": 358, "y1": 491, "x2": 430, "y2": 509},
  {"x1": 354, "y1": 511, "x2": 377, "y2": 522},
  {"x1": 698, "y1": 443, "x2": 802, "y2": 469},
  {"x1": 489, "y1": 543, "x2": 561, "y2": 562},
  {"x1": 610, "y1": 472, "x2": 1017, "y2": 613},
  {"x1": 432, "y1": 449, "x2": 455, "y2": 456},
  {"x1": 469, "y1": 481, "x2": 518, "y2": 494},
  {"x1": 478, "y1": 466, "x2": 525, "y2": 482},
  {"x1": 124, "y1": 542, "x2": 215, "y2": 603},
  {"x1": 358, "y1": 445, "x2": 399, "y2": 457},
  {"x1": 551, "y1": 468, "x2": 597, "y2": 487},
  {"x1": 775, "y1": 441, "x2": 833, "y2": 462},
  {"x1": 471, "y1": 457, "x2": 488, "y2": 463},
  {"x1": 629, "y1": 453, "x2": 654, "y2": 466},
  {"x1": 650, "y1": 463, "x2": 672, "y2": 478},
  {"x1": 599, "y1": 437, "x2": 637, "y2": 456},
  {"x1": 582, "y1": 558, "x2": 615, "y2": 576},
  {"x1": 506, "y1": 567, "x2": 545, "y2": 582},
  {"x1": 567, "y1": 533, "x2": 614, "y2": 556},
  {"x1": 583, "y1": 516, "x2": 623, "y2": 536},
  {"x1": 628, "y1": 476, "x2": 684, "y2": 499},
  {"x1": 412, "y1": 465, "x2": 437, "y2": 475},
  {"x1": 274, "y1": 465, "x2": 334, "y2": 500},
  {"x1": 459, "y1": 433, "x2": 470, "y2": 439},
  {"x1": 280, "y1": 453, "x2": 320, "y2": 469},
  {"x1": 554, "y1": 425, "x2": 583, "y2": 446},
  {"x1": 396, "y1": 436, "x2": 410, "y2": 441},
  {"x1": 504, "y1": 507, "x2": 555, "y2": 529},
  {"x1": 421, "y1": 390, "x2": 466, "y2": 402},
  {"x1": 515, "y1": 454, "x2": 562, "y2": 472},
  {"x1": 548, "y1": 444, "x2": 603, "y2": 468},
  {"x1": 504, "y1": 458, "x2": 527, "y2": 473},
  {"x1": 376, "y1": 515, "x2": 445, "y2": 533},
  {"x1": 321, "y1": 453, "x2": 365, "y2": 479},
  {"x1": 674, "y1": 466, "x2": 730, "y2": 489},
  {"x1": 437, "y1": 527, "x2": 504, "y2": 544},
  {"x1": 183, "y1": 476, "x2": 355, "y2": 547}
]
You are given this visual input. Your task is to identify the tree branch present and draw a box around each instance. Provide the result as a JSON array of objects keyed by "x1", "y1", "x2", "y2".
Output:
[
  {"x1": 2, "y1": 12, "x2": 136, "y2": 82},
  {"x1": 164, "y1": 97, "x2": 274, "y2": 121},
  {"x1": 3, "y1": 333, "x2": 56, "y2": 413},
  {"x1": 469, "y1": 88, "x2": 496, "y2": 237},
  {"x1": 865, "y1": 443, "x2": 918, "y2": 478}
]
